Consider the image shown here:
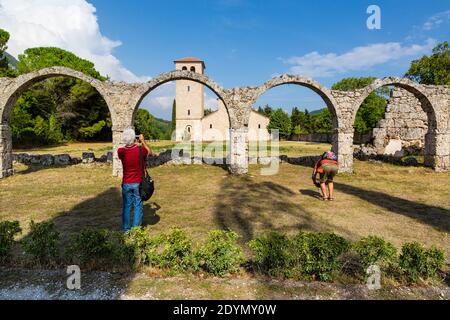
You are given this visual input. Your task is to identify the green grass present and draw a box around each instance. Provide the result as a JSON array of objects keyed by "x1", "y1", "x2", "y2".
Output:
[{"x1": 3, "y1": 141, "x2": 449, "y2": 260}]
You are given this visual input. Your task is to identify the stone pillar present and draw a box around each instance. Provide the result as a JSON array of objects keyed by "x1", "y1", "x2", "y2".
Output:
[
  {"x1": 424, "y1": 131, "x2": 450, "y2": 171},
  {"x1": 0, "y1": 124, "x2": 13, "y2": 179},
  {"x1": 333, "y1": 128, "x2": 354, "y2": 173},
  {"x1": 229, "y1": 127, "x2": 248, "y2": 175},
  {"x1": 112, "y1": 128, "x2": 125, "y2": 177}
]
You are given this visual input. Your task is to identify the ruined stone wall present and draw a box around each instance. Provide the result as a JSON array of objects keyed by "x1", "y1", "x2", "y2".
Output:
[{"x1": 373, "y1": 88, "x2": 428, "y2": 154}]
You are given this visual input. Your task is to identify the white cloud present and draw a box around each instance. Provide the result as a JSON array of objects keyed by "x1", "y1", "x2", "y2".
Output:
[
  {"x1": 140, "y1": 82, "x2": 175, "y2": 113},
  {"x1": 282, "y1": 39, "x2": 437, "y2": 78},
  {"x1": 423, "y1": 10, "x2": 450, "y2": 31},
  {"x1": 0, "y1": 0, "x2": 149, "y2": 82},
  {"x1": 204, "y1": 92, "x2": 219, "y2": 110}
]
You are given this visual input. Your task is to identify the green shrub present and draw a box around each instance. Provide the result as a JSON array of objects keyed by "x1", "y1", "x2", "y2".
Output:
[
  {"x1": 159, "y1": 228, "x2": 197, "y2": 271},
  {"x1": 292, "y1": 232, "x2": 350, "y2": 281},
  {"x1": 69, "y1": 228, "x2": 113, "y2": 268},
  {"x1": 248, "y1": 232, "x2": 293, "y2": 277},
  {"x1": 109, "y1": 231, "x2": 136, "y2": 268},
  {"x1": 21, "y1": 221, "x2": 60, "y2": 265},
  {"x1": 249, "y1": 232, "x2": 350, "y2": 281},
  {"x1": 399, "y1": 242, "x2": 445, "y2": 282},
  {"x1": 352, "y1": 236, "x2": 397, "y2": 274},
  {"x1": 0, "y1": 221, "x2": 22, "y2": 263},
  {"x1": 197, "y1": 230, "x2": 244, "y2": 276},
  {"x1": 126, "y1": 227, "x2": 164, "y2": 266}
]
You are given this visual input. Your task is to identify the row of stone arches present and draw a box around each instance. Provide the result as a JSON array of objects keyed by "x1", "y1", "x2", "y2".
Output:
[{"x1": 0, "y1": 66, "x2": 449, "y2": 178}]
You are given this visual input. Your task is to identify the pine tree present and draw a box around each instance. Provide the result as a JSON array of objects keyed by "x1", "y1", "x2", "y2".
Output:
[{"x1": 171, "y1": 99, "x2": 176, "y2": 132}]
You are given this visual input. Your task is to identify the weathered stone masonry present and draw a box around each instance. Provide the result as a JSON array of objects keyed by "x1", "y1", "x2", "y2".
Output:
[{"x1": 0, "y1": 67, "x2": 449, "y2": 178}]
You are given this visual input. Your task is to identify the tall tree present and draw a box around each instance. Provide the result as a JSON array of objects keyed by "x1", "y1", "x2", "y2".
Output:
[
  {"x1": 11, "y1": 47, "x2": 111, "y2": 145},
  {"x1": 17, "y1": 47, "x2": 106, "y2": 80},
  {"x1": 268, "y1": 108, "x2": 292, "y2": 139},
  {"x1": 171, "y1": 99, "x2": 177, "y2": 132},
  {"x1": 405, "y1": 41, "x2": 450, "y2": 85},
  {"x1": 0, "y1": 28, "x2": 15, "y2": 77},
  {"x1": 263, "y1": 105, "x2": 273, "y2": 117}
]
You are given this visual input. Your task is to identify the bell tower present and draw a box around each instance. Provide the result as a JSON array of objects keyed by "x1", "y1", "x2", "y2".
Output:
[{"x1": 174, "y1": 57, "x2": 205, "y2": 141}]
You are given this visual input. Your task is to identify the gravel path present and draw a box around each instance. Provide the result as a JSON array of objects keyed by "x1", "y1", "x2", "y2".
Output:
[{"x1": 1, "y1": 268, "x2": 449, "y2": 300}]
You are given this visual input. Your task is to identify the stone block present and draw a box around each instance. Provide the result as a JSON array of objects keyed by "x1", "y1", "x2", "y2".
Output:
[
  {"x1": 54, "y1": 154, "x2": 71, "y2": 166},
  {"x1": 82, "y1": 152, "x2": 95, "y2": 163},
  {"x1": 384, "y1": 139, "x2": 402, "y2": 156}
]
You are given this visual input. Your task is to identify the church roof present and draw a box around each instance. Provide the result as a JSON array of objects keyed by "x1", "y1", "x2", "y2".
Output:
[{"x1": 174, "y1": 57, "x2": 205, "y2": 69}]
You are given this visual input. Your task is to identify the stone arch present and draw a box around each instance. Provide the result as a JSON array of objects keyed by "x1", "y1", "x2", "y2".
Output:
[
  {"x1": 0, "y1": 66, "x2": 116, "y2": 124},
  {"x1": 0, "y1": 66, "x2": 116, "y2": 178},
  {"x1": 352, "y1": 77, "x2": 439, "y2": 169},
  {"x1": 131, "y1": 70, "x2": 231, "y2": 126},
  {"x1": 352, "y1": 77, "x2": 437, "y2": 128},
  {"x1": 254, "y1": 74, "x2": 341, "y2": 128}
]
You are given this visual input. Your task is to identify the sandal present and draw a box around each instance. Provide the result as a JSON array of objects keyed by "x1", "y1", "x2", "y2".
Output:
[{"x1": 328, "y1": 197, "x2": 335, "y2": 201}]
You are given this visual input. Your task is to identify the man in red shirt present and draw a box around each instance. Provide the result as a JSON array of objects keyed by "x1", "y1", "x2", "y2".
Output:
[{"x1": 118, "y1": 128, "x2": 153, "y2": 232}]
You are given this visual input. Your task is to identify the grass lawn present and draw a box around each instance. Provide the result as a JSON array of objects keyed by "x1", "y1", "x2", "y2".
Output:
[{"x1": 2, "y1": 141, "x2": 449, "y2": 258}]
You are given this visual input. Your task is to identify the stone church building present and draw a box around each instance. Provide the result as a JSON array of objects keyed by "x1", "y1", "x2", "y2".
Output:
[{"x1": 174, "y1": 57, "x2": 270, "y2": 142}]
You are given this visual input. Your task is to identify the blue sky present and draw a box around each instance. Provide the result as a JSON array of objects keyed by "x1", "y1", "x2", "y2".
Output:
[{"x1": 1, "y1": 0, "x2": 449, "y2": 119}]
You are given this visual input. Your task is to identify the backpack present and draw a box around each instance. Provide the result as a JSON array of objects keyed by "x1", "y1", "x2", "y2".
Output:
[
  {"x1": 322, "y1": 151, "x2": 337, "y2": 161},
  {"x1": 139, "y1": 146, "x2": 155, "y2": 201}
]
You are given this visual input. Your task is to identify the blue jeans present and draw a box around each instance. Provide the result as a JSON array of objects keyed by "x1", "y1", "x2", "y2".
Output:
[{"x1": 122, "y1": 183, "x2": 143, "y2": 232}]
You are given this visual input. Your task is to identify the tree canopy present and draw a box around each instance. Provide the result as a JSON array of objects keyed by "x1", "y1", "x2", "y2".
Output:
[
  {"x1": 17, "y1": 47, "x2": 106, "y2": 81},
  {"x1": 268, "y1": 108, "x2": 292, "y2": 139},
  {"x1": 0, "y1": 29, "x2": 16, "y2": 77},
  {"x1": 405, "y1": 41, "x2": 450, "y2": 85}
]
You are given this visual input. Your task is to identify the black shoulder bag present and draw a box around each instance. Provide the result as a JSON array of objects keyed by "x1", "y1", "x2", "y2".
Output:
[{"x1": 139, "y1": 146, "x2": 155, "y2": 201}]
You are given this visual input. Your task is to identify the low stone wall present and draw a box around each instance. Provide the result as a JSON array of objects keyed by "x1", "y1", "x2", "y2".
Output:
[
  {"x1": 289, "y1": 133, "x2": 372, "y2": 145},
  {"x1": 13, "y1": 151, "x2": 114, "y2": 166},
  {"x1": 353, "y1": 145, "x2": 419, "y2": 166}
]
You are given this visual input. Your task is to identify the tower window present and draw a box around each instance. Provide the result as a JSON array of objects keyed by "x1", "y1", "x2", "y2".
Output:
[
  {"x1": 258, "y1": 124, "x2": 261, "y2": 129},
  {"x1": 190, "y1": 66, "x2": 196, "y2": 72},
  {"x1": 188, "y1": 109, "x2": 191, "y2": 116},
  {"x1": 210, "y1": 124, "x2": 213, "y2": 129},
  {"x1": 187, "y1": 126, "x2": 191, "y2": 133},
  {"x1": 182, "y1": 66, "x2": 187, "y2": 71}
]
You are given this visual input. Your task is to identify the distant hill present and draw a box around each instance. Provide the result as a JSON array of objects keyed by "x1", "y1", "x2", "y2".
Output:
[
  {"x1": 153, "y1": 117, "x2": 172, "y2": 134},
  {"x1": 3, "y1": 52, "x2": 18, "y2": 69},
  {"x1": 309, "y1": 108, "x2": 326, "y2": 115}
]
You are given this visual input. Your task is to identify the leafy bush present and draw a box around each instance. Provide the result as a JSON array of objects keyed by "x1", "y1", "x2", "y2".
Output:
[
  {"x1": 248, "y1": 232, "x2": 293, "y2": 277},
  {"x1": 399, "y1": 242, "x2": 445, "y2": 282},
  {"x1": 292, "y1": 232, "x2": 350, "y2": 281},
  {"x1": 68, "y1": 228, "x2": 113, "y2": 268},
  {"x1": 197, "y1": 230, "x2": 244, "y2": 276},
  {"x1": 125, "y1": 227, "x2": 163, "y2": 266},
  {"x1": 352, "y1": 236, "x2": 398, "y2": 274},
  {"x1": 109, "y1": 231, "x2": 136, "y2": 268},
  {"x1": 159, "y1": 228, "x2": 197, "y2": 272},
  {"x1": 21, "y1": 221, "x2": 60, "y2": 264},
  {"x1": 0, "y1": 221, "x2": 22, "y2": 263},
  {"x1": 249, "y1": 232, "x2": 350, "y2": 281}
]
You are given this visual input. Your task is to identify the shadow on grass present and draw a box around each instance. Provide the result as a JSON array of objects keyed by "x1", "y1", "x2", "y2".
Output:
[
  {"x1": 334, "y1": 183, "x2": 450, "y2": 234},
  {"x1": 214, "y1": 176, "x2": 355, "y2": 245},
  {"x1": 15, "y1": 164, "x2": 73, "y2": 176},
  {"x1": 49, "y1": 187, "x2": 161, "y2": 237}
]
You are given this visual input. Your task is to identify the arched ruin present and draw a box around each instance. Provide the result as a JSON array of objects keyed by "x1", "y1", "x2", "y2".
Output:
[{"x1": 1, "y1": 67, "x2": 449, "y2": 178}]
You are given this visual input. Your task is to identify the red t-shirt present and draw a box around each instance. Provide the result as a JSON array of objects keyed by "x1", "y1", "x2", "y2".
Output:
[{"x1": 118, "y1": 145, "x2": 149, "y2": 184}]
